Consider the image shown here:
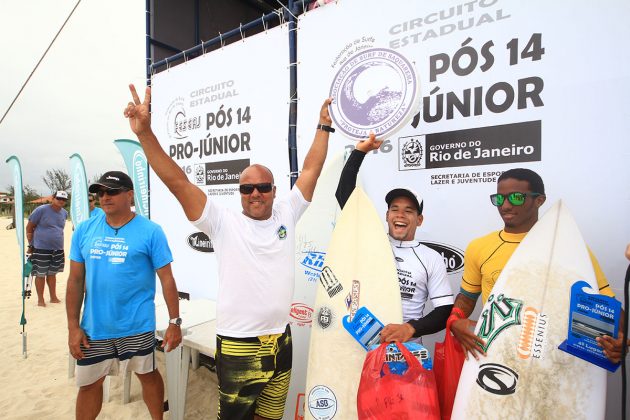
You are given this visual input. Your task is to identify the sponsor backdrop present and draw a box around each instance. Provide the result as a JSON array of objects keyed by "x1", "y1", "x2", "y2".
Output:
[
  {"x1": 296, "y1": 1, "x2": 629, "y2": 419},
  {"x1": 150, "y1": 24, "x2": 291, "y2": 298}
]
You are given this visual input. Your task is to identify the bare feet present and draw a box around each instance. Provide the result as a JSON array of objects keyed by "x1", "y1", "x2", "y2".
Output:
[
  {"x1": 50, "y1": 298, "x2": 61, "y2": 303},
  {"x1": 38, "y1": 301, "x2": 46, "y2": 307}
]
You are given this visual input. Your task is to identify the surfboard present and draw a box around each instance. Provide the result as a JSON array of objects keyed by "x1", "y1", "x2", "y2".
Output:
[
  {"x1": 452, "y1": 200, "x2": 607, "y2": 419},
  {"x1": 304, "y1": 187, "x2": 402, "y2": 420},
  {"x1": 287, "y1": 152, "x2": 351, "y2": 420}
]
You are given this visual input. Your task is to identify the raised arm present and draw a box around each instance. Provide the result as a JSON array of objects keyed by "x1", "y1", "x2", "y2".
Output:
[
  {"x1": 335, "y1": 133, "x2": 382, "y2": 209},
  {"x1": 294, "y1": 99, "x2": 333, "y2": 201},
  {"x1": 124, "y1": 84, "x2": 206, "y2": 221}
]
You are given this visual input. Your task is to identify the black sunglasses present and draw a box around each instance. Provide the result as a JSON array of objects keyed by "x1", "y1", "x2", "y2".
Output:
[
  {"x1": 97, "y1": 188, "x2": 128, "y2": 198},
  {"x1": 239, "y1": 183, "x2": 273, "y2": 194}
]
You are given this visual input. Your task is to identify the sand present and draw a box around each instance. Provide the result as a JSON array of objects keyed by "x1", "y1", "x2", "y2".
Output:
[{"x1": 0, "y1": 216, "x2": 218, "y2": 419}]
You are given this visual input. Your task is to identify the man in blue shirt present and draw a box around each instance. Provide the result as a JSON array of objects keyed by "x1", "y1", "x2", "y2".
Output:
[
  {"x1": 88, "y1": 193, "x2": 104, "y2": 218},
  {"x1": 66, "y1": 171, "x2": 182, "y2": 420},
  {"x1": 26, "y1": 190, "x2": 68, "y2": 306}
]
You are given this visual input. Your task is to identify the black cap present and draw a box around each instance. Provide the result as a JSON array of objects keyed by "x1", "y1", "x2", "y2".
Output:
[
  {"x1": 385, "y1": 187, "x2": 423, "y2": 214},
  {"x1": 89, "y1": 171, "x2": 134, "y2": 193}
]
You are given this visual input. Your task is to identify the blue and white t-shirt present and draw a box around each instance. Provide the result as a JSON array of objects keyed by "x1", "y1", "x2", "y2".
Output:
[{"x1": 70, "y1": 214, "x2": 173, "y2": 339}]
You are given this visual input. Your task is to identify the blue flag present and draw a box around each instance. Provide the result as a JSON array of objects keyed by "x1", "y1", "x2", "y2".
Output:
[
  {"x1": 114, "y1": 139, "x2": 149, "y2": 218},
  {"x1": 69, "y1": 153, "x2": 89, "y2": 226}
]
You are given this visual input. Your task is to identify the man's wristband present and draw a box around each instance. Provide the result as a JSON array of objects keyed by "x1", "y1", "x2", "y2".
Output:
[
  {"x1": 27, "y1": 244, "x2": 34, "y2": 249},
  {"x1": 316, "y1": 124, "x2": 335, "y2": 133},
  {"x1": 451, "y1": 307, "x2": 466, "y2": 319}
]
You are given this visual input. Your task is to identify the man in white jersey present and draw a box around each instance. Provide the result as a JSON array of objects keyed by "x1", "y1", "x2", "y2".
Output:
[
  {"x1": 124, "y1": 85, "x2": 332, "y2": 420},
  {"x1": 335, "y1": 134, "x2": 454, "y2": 343}
]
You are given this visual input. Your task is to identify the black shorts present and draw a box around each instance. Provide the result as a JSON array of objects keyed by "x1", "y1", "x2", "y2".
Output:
[{"x1": 31, "y1": 248, "x2": 65, "y2": 276}]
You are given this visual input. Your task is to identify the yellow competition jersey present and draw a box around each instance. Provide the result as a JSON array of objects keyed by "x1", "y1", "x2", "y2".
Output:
[{"x1": 461, "y1": 230, "x2": 613, "y2": 304}]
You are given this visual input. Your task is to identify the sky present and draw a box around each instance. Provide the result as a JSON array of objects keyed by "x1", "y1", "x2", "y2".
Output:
[{"x1": 0, "y1": 0, "x2": 147, "y2": 195}]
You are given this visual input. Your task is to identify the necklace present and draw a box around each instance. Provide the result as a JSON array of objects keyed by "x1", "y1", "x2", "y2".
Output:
[{"x1": 106, "y1": 214, "x2": 135, "y2": 236}]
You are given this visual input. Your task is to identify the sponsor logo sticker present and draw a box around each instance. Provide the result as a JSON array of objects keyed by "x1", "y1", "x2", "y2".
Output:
[
  {"x1": 476, "y1": 363, "x2": 519, "y2": 396},
  {"x1": 319, "y1": 266, "x2": 343, "y2": 298},
  {"x1": 308, "y1": 385, "x2": 337, "y2": 420},
  {"x1": 290, "y1": 303, "x2": 313, "y2": 326},
  {"x1": 478, "y1": 293, "x2": 523, "y2": 351},
  {"x1": 187, "y1": 232, "x2": 214, "y2": 253},
  {"x1": 517, "y1": 306, "x2": 548, "y2": 360},
  {"x1": 317, "y1": 307, "x2": 334, "y2": 330}
]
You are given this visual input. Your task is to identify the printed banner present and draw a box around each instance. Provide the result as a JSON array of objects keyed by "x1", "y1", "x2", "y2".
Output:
[
  {"x1": 149, "y1": 24, "x2": 291, "y2": 298},
  {"x1": 69, "y1": 153, "x2": 89, "y2": 226},
  {"x1": 114, "y1": 139, "x2": 149, "y2": 218}
]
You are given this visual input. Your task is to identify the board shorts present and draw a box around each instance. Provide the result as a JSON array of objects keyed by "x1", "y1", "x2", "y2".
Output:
[
  {"x1": 75, "y1": 331, "x2": 156, "y2": 387},
  {"x1": 30, "y1": 248, "x2": 65, "y2": 276},
  {"x1": 216, "y1": 325, "x2": 292, "y2": 420}
]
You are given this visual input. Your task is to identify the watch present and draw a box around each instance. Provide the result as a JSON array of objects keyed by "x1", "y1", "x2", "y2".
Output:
[
  {"x1": 316, "y1": 123, "x2": 335, "y2": 133},
  {"x1": 169, "y1": 317, "x2": 182, "y2": 326}
]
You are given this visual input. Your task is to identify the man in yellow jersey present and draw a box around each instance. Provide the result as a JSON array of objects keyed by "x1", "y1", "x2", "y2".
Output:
[{"x1": 449, "y1": 168, "x2": 617, "y2": 361}]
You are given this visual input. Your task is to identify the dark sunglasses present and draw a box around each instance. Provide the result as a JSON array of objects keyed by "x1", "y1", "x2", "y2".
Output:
[
  {"x1": 97, "y1": 188, "x2": 128, "y2": 198},
  {"x1": 88, "y1": 198, "x2": 95, "y2": 202},
  {"x1": 56, "y1": 197, "x2": 68, "y2": 201},
  {"x1": 490, "y1": 192, "x2": 542, "y2": 207},
  {"x1": 239, "y1": 183, "x2": 273, "y2": 194}
]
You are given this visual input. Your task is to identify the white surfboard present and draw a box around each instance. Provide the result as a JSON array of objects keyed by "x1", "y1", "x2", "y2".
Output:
[
  {"x1": 452, "y1": 200, "x2": 607, "y2": 419},
  {"x1": 287, "y1": 152, "x2": 353, "y2": 420},
  {"x1": 304, "y1": 187, "x2": 402, "y2": 420}
]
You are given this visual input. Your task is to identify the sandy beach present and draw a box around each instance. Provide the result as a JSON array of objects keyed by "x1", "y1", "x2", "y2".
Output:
[{"x1": 0, "y1": 216, "x2": 218, "y2": 419}]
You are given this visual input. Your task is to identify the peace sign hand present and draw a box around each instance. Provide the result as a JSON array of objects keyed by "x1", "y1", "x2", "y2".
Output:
[{"x1": 124, "y1": 84, "x2": 152, "y2": 136}]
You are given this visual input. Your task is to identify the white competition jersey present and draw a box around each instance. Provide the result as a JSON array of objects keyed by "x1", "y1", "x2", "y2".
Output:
[
  {"x1": 193, "y1": 188, "x2": 308, "y2": 337},
  {"x1": 389, "y1": 236, "x2": 454, "y2": 322}
]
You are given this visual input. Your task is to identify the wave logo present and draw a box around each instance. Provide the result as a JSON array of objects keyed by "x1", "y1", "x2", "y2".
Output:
[
  {"x1": 420, "y1": 241, "x2": 464, "y2": 273},
  {"x1": 308, "y1": 385, "x2": 337, "y2": 420},
  {"x1": 517, "y1": 307, "x2": 548, "y2": 360},
  {"x1": 329, "y1": 47, "x2": 420, "y2": 140},
  {"x1": 132, "y1": 150, "x2": 148, "y2": 217}
]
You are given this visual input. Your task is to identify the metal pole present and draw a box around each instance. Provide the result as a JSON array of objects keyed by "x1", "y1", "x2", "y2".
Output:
[{"x1": 288, "y1": 0, "x2": 298, "y2": 188}]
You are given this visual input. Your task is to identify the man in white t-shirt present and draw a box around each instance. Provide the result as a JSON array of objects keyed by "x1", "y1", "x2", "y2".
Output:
[{"x1": 125, "y1": 84, "x2": 332, "y2": 420}]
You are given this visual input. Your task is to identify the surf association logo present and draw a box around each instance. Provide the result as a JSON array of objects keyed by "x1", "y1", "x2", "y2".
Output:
[
  {"x1": 476, "y1": 363, "x2": 519, "y2": 396},
  {"x1": 329, "y1": 47, "x2": 420, "y2": 140},
  {"x1": 308, "y1": 385, "x2": 337, "y2": 420},
  {"x1": 165, "y1": 96, "x2": 200, "y2": 140},
  {"x1": 398, "y1": 135, "x2": 425, "y2": 170},
  {"x1": 478, "y1": 293, "x2": 523, "y2": 351}
]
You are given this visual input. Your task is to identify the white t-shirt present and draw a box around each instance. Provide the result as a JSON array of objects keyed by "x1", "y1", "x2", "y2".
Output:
[
  {"x1": 193, "y1": 188, "x2": 308, "y2": 337},
  {"x1": 389, "y1": 237, "x2": 454, "y2": 323}
]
